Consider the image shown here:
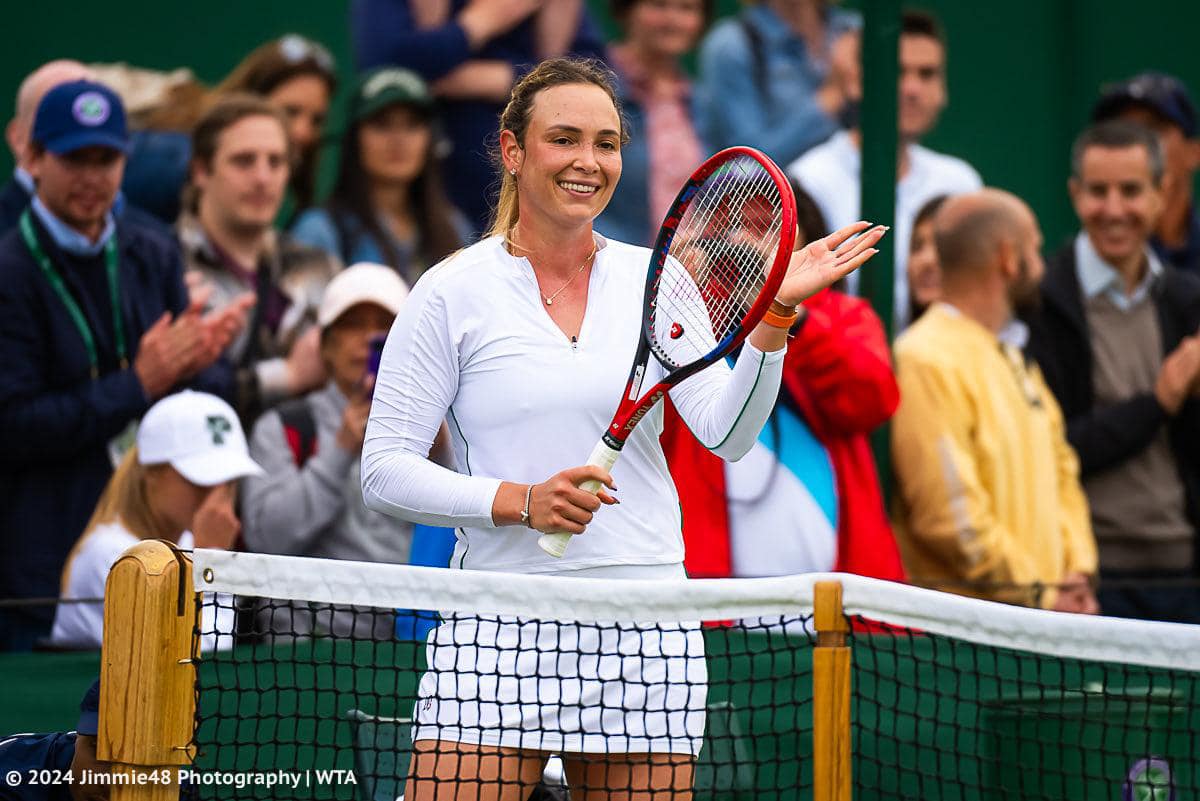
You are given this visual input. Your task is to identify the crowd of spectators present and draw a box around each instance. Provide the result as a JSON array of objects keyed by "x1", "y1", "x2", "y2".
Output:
[
  {"x1": 290, "y1": 68, "x2": 472, "y2": 278},
  {"x1": 2, "y1": 0, "x2": 1199, "y2": 653},
  {"x1": 786, "y1": 10, "x2": 981, "y2": 329}
]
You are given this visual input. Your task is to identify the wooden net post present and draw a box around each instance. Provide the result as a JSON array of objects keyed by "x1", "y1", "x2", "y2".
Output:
[
  {"x1": 99, "y1": 540, "x2": 197, "y2": 801},
  {"x1": 813, "y1": 580, "x2": 852, "y2": 801}
]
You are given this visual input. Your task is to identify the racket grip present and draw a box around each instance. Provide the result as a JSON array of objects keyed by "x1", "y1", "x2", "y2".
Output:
[{"x1": 537, "y1": 439, "x2": 622, "y2": 558}]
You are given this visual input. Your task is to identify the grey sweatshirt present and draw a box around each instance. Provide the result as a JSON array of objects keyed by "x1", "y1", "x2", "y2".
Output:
[{"x1": 242, "y1": 382, "x2": 415, "y2": 639}]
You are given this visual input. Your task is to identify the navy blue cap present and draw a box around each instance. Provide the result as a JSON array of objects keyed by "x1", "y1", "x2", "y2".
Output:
[
  {"x1": 1093, "y1": 72, "x2": 1197, "y2": 138},
  {"x1": 76, "y1": 679, "x2": 100, "y2": 736},
  {"x1": 31, "y1": 80, "x2": 128, "y2": 155}
]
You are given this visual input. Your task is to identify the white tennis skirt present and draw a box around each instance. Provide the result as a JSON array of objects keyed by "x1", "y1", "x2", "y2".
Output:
[{"x1": 412, "y1": 615, "x2": 708, "y2": 755}]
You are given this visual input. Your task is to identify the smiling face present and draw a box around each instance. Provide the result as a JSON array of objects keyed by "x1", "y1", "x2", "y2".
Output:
[
  {"x1": 503, "y1": 83, "x2": 623, "y2": 234},
  {"x1": 29, "y1": 145, "x2": 125, "y2": 239},
  {"x1": 1070, "y1": 143, "x2": 1163, "y2": 274}
]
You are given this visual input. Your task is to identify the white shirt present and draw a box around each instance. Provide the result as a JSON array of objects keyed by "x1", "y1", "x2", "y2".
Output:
[
  {"x1": 362, "y1": 234, "x2": 784, "y2": 576},
  {"x1": 50, "y1": 522, "x2": 234, "y2": 651},
  {"x1": 786, "y1": 130, "x2": 983, "y2": 329},
  {"x1": 726, "y1": 442, "x2": 837, "y2": 577}
]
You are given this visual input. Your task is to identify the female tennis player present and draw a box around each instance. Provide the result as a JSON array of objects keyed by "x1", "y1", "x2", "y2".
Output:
[{"x1": 362, "y1": 58, "x2": 884, "y2": 801}]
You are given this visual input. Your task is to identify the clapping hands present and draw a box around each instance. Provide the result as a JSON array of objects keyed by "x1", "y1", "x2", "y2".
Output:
[{"x1": 134, "y1": 287, "x2": 255, "y2": 399}]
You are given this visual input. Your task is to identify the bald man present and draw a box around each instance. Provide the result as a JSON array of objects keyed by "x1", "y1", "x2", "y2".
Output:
[
  {"x1": 890, "y1": 188, "x2": 1099, "y2": 613},
  {"x1": 1, "y1": 60, "x2": 94, "y2": 229},
  {"x1": 6, "y1": 61, "x2": 94, "y2": 162},
  {"x1": 1, "y1": 61, "x2": 165, "y2": 235}
]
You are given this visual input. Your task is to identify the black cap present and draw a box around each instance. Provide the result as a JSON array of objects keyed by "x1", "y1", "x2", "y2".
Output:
[
  {"x1": 1093, "y1": 72, "x2": 1197, "y2": 138},
  {"x1": 76, "y1": 679, "x2": 100, "y2": 736}
]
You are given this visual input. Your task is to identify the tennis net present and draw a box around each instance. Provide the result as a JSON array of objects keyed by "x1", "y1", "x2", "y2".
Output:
[
  {"x1": 843, "y1": 578, "x2": 1200, "y2": 800},
  {"x1": 190, "y1": 550, "x2": 819, "y2": 800},
  {"x1": 177, "y1": 550, "x2": 1200, "y2": 800}
]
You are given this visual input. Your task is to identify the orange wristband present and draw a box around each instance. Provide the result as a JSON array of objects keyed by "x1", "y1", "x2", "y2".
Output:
[{"x1": 761, "y1": 306, "x2": 800, "y2": 329}]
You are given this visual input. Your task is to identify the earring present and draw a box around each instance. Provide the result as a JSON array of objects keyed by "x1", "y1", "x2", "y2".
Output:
[{"x1": 509, "y1": 168, "x2": 517, "y2": 176}]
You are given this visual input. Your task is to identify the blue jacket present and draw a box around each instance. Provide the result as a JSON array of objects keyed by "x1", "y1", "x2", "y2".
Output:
[
  {"x1": 1152, "y1": 208, "x2": 1200, "y2": 276},
  {"x1": 696, "y1": 5, "x2": 859, "y2": 167},
  {"x1": 120, "y1": 129, "x2": 192, "y2": 225},
  {"x1": 594, "y1": 70, "x2": 708, "y2": 247},
  {"x1": 351, "y1": 0, "x2": 607, "y2": 233},
  {"x1": 290, "y1": 205, "x2": 473, "y2": 284},
  {"x1": 0, "y1": 732, "x2": 74, "y2": 801},
  {"x1": 0, "y1": 179, "x2": 29, "y2": 234},
  {"x1": 0, "y1": 214, "x2": 230, "y2": 635}
]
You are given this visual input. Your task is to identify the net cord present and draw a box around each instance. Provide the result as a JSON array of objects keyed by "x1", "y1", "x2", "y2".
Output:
[{"x1": 192, "y1": 550, "x2": 1200, "y2": 672}]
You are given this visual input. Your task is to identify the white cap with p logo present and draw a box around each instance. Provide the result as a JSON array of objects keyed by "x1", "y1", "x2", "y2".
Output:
[{"x1": 137, "y1": 391, "x2": 263, "y2": 486}]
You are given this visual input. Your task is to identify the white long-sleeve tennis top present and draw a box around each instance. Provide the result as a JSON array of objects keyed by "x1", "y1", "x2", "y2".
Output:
[{"x1": 362, "y1": 234, "x2": 785, "y2": 574}]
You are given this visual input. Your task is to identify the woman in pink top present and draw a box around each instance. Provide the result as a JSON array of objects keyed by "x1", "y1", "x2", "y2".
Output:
[{"x1": 596, "y1": 0, "x2": 710, "y2": 245}]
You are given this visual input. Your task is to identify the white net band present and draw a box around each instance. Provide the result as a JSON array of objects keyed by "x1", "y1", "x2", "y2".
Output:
[{"x1": 194, "y1": 550, "x2": 1200, "y2": 671}]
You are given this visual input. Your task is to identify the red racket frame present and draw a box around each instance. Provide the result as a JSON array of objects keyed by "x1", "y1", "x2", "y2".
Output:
[{"x1": 601, "y1": 146, "x2": 797, "y2": 450}]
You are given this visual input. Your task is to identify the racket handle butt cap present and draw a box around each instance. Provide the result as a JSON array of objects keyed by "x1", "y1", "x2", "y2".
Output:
[{"x1": 538, "y1": 532, "x2": 572, "y2": 558}]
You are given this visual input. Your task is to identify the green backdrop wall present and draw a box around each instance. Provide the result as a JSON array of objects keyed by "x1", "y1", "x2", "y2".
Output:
[{"x1": 3, "y1": 0, "x2": 1199, "y2": 252}]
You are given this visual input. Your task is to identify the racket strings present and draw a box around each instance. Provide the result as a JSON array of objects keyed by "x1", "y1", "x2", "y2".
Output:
[{"x1": 648, "y1": 156, "x2": 785, "y2": 370}]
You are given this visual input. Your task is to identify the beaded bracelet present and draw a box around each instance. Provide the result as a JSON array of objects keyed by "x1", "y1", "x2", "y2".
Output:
[{"x1": 520, "y1": 484, "x2": 534, "y2": 527}]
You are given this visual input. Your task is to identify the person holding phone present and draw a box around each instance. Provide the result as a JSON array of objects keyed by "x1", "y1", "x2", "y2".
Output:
[{"x1": 240, "y1": 263, "x2": 422, "y2": 638}]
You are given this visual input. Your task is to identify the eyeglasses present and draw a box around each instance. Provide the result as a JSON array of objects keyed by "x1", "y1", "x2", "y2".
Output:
[{"x1": 277, "y1": 34, "x2": 335, "y2": 74}]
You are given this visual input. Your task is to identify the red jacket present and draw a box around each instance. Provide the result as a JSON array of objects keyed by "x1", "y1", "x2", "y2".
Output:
[{"x1": 662, "y1": 289, "x2": 906, "y2": 581}]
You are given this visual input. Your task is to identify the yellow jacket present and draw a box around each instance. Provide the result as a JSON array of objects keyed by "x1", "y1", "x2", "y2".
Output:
[{"x1": 891, "y1": 304, "x2": 1097, "y2": 608}]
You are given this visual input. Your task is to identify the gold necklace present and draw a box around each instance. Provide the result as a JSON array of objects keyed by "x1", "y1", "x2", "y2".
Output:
[{"x1": 540, "y1": 242, "x2": 598, "y2": 306}]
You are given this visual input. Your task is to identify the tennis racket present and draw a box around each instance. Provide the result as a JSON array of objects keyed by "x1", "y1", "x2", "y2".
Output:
[{"x1": 538, "y1": 146, "x2": 797, "y2": 557}]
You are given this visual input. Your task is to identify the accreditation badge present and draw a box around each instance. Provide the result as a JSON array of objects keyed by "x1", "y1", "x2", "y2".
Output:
[{"x1": 108, "y1": 419, "x2": 139, "y2": 468}]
